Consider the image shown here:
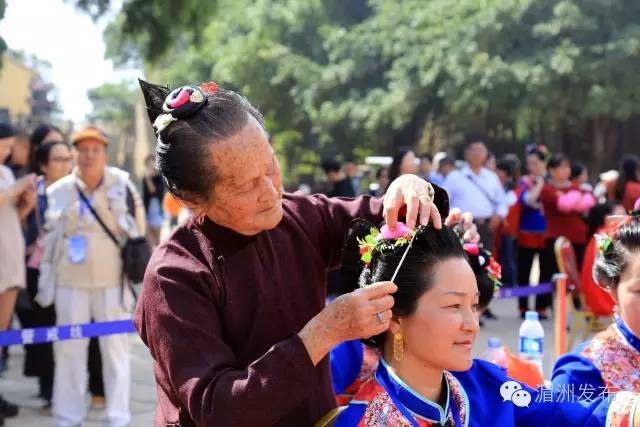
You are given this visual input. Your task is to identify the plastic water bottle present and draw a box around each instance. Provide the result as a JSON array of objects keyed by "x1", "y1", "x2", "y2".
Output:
[
  {"x1": 485, "y1": 337, "x2": 508, "y2": 374},
  {"x1": 519, "y1": 311, "x2": 544, "y2": 375}
]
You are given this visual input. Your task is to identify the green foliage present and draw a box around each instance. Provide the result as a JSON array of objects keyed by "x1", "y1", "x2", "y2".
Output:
[
  {"x1": 73, "y1": 0, "x2": 217, "y2": 64},
  {"x1": 79, "y1": 0, "x2": 640, "y2": 181},
  {"x1": 87, "y1": 81, "x2": 137, "y2": 130}
]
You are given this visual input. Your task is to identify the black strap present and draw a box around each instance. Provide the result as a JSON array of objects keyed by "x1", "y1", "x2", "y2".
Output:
[
  {"x1": 125, "y1": 184, "x2": 136, "y2": 218},
  {"x1": 33, "y1": 183, "x2": 44, "y2": 238},
  {"x1": 75, "y1": 184, "x2": 122, "y2": 249},
  {"x1": 76, "y1": 182, "x2": 139, "y2": 310},
  {"x1": 465, "y1": 173, "x2": 498, "y2": 208}
]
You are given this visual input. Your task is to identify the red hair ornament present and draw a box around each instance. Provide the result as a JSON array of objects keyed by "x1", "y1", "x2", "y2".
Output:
[{"x1": 200, "y1": 82, "x2": 218, "y2": 94}]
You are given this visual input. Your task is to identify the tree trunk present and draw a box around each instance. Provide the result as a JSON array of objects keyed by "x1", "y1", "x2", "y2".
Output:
[
  {"x1": 392, "y1": 103, "x2": 430, "y2": 150},
  {"x1": 589, "y1": 117, "x2": 619, "y2": 177}
]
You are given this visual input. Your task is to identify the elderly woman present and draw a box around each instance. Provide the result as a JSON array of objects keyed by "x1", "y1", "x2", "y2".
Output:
[{"x1": 134, "y1": 80, "x2": 461, "y2": 427}]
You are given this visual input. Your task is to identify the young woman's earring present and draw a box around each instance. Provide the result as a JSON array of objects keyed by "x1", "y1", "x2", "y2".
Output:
[{"x1": 393, "y1": 333, "x2": 404, "y2": 361}]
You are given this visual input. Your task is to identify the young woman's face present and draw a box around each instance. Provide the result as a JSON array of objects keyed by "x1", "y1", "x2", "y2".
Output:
[
  {"x1": 549, "y1": 160, "x2": 571, "y2": 182},
  {"x1": 526, "y1": 154, "x2": 546, "y2": 177},
  {"x1": 612, "y1": 253, "x2": 640, "y2": 337},
  {"x1": 42, "y1": 143, "x2": 73, "y2": 183},
  {"x1": 390, "y1": 257, "x2": 480, "y2": 372}
]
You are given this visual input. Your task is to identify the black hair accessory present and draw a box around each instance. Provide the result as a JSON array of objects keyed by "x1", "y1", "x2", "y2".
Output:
[{"x1": 153, "y1": 85, "x2": 208, "y2": 133}]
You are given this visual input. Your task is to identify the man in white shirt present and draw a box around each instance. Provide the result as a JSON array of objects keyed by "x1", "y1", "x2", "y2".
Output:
[{"x1": 443, "y1": 141, "x2": 508, "y2": 251}]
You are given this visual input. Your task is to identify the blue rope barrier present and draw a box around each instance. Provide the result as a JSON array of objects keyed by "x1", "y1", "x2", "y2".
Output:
[
  {"x1": 0, "y1": 283, "x2": 555, "y2": 346},
  {"x1": 497, "y1": 282, "x2": 554, "y2": 299},
  {"x1": 0, "y1": 319, "x2": 135, "y2": 347}
]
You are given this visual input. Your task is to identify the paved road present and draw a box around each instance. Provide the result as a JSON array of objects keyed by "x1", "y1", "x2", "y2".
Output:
[
  {"x1": 2, "y1": 333, "x2": 156, "y2": 426},
  {"x1": 1, "y1": 295, "x2": 577, "y2": 426}
]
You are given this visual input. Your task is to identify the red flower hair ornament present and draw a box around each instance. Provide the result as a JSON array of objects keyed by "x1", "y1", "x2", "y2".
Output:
[
  {"x1": 463, "y1": 242, "x2": 502, "y2": 289},
  {"x1": 200, "y1": 82, "x2": 218, "y2": 94}
]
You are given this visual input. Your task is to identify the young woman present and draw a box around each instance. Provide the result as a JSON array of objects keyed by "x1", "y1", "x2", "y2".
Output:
[
  {"x1": 321, "y1": 221, "x2": 640, "y2": 426},
  {"x1": 552, "y1": 213, "x2": 640, "y2": 394},
  {"x1": 537, "y1": 153, "x2": 595, "y2": 316},
  {"x1": 613, "y1": 155, "x2": 640, "y2": 212},
  {"x1": 515, "y1": 144, "x2": 550, "y2": 317},
  {"x1": 388, "y1": 149, "x2": 418, "y2": 187},
  {"x1": 330, "y1": 231, "x2": 499, "y2": 406}
]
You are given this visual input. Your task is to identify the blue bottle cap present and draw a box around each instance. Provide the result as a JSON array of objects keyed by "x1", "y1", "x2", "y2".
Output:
[
  {"x1": 525, "y1": 311, "x2": 539, "y2": 321},
  {"x1": 488, "y1": 337, "x2": 503, "y2": 348}
]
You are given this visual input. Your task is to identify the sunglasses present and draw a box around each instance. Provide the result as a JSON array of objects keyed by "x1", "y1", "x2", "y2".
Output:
[{"x1": 49, "y1": 156, "x2": 74, "y2": 163}]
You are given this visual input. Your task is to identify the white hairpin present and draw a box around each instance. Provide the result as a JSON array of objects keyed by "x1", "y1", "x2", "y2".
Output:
[
  {"x1": 390, "y1": 229, "x2": 419, "y2": 283},
  {"x1": 153, "y1": 113, "x2": 177, "y2": 134}
]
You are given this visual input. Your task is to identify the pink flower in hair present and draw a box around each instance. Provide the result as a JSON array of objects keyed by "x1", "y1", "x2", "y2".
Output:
[
  {"x1": 634, "y1": 198, "x2": 640, "y2": 211},
  {"x1": 463, "y1": 243, "x2": 479, "y2": 256},
  {"x1": 380, "y1": 222, "x2": 412, "y2": 240}
]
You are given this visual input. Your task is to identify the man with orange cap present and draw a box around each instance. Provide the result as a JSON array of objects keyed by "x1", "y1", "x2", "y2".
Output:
[{"x1": 39, "y1": 126, "x2": 146, "y2": 427}]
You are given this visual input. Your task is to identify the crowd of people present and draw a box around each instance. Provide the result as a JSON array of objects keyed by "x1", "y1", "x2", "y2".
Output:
[
  {"x1": 0, "y1": 78, "x2": 639, "y2": 427},
  {"x1": 0, "y1": 122, "x2": 160, "y2": 426},
  {"x1": 321, "y1": 142, "x2": 640, "y2": 324}
]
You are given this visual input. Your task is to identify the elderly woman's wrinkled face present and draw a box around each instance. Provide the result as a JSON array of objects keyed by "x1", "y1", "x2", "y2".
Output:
[{"x1": 207, "y1": 114, "x2": 283, "y2": 236}]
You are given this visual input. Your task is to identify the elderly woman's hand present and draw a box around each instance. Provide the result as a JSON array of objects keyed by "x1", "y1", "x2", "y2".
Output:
[
  {"x1": 383, "y1": 174, "x2": 441, "y2": 230},
  {"x1": 299, "y1": 282, "x2": 397, "y2": 365},
  {"x1": 445, "y1": 208, "x2": 480, "y2": 243}
]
